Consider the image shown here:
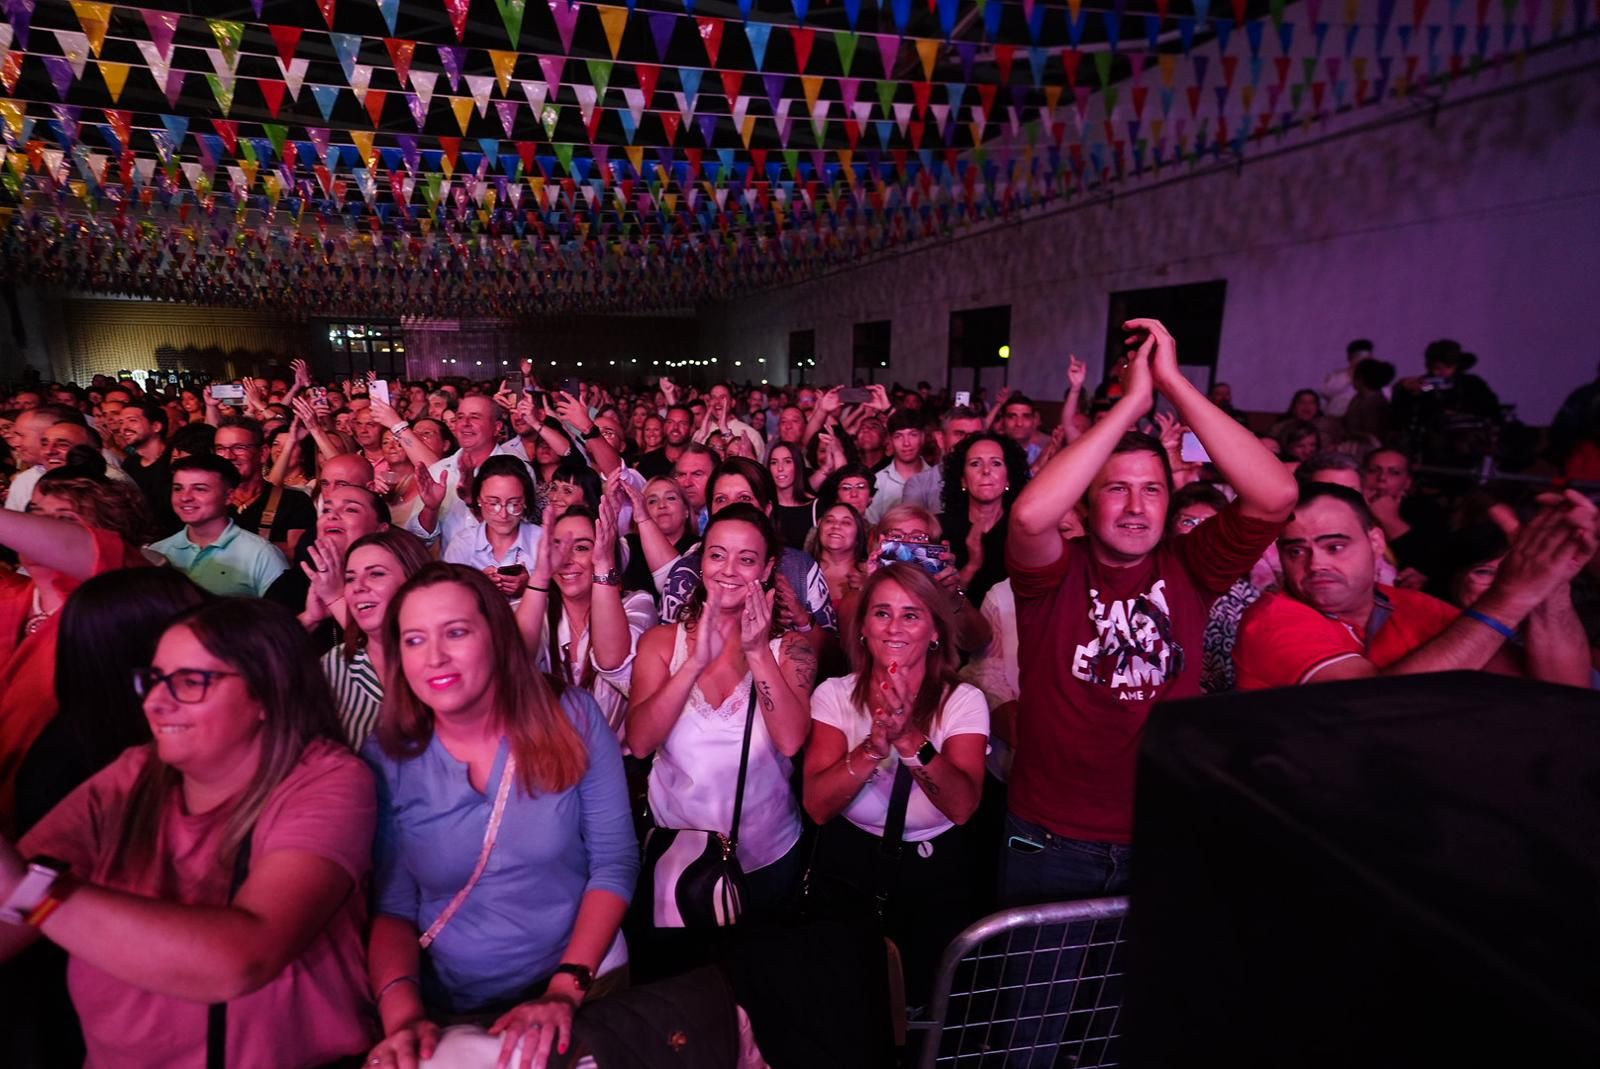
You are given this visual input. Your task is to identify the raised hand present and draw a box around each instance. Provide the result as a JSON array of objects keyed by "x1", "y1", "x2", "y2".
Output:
[
  {"x1": 493, "y1": 380, "x2": 518, "y2": 412},
  {"x1": 739, "y1": 582, "x2": 775, "y2": 651},
  {"x1": 692, "y1": 582, "x2": 729, "y2": 667},
  {"x1": 868, "y1": 383, "x2": 892, "y2": 412},
  {"x1": 530, "y1": 501, "x2": 559, "y2": 587},
  {"x1": 456, "y1": 452, "x2": 477, "y2": 507},
  {"x1": 819, "y1": 386, "x2": 843, "y2": 415},
  {"x1": 289, "y1": 395, "x2": 320, "y2": 427},
  {"x1": 593, "y1": 491, "x2": 620, "y2": 571},
  {"x1": 300, "y1": 539, "x2": 345, "y2": 609},
  {"x1": 415, "y1": 461, "x2": 447, "y2": 510},
  {"x1": 368, "y1": 396, "x2": 403, "y2": 429},
  {"x1": 772, "y1": 573, "x2": 812, "y2": 631},
  {"x1": 1152, "y1": 410, "x2": 1184, "y2": 453},
  {"x1": 1116, "y1": 323, "x2": 1158, "y2": 408},
  {"x1": 1066, "y1": 354, "x2": 1087, "y2": 391},
  {"x1": 290, "y1": 358, "x2": 312, "y2": 390},
  {"x1": 1123, "y1": 317, "x2": 1179, "y2": 391},
  {"x1": 552, "y1": 390, "x2": 590, "y2": 431}
]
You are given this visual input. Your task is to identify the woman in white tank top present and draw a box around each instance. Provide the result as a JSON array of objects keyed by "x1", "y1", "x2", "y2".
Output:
[{"x1": 626, "y1": 505, "x2": 819, "y2": 918}]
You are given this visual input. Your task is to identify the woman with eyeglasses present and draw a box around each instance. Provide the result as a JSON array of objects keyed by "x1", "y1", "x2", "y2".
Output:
[
  {"x1": 517, "y1": 495, "x2": 658, "y2": 736},
  {"x1": 818, "y1": 463, "x2": 876, "y2": 519},
  {"x1": 321, "y1": 529, "x2": 434, "y2": 750},
  {"x1": 1, "y1": 599, "x2": 377, "y2": 1069},
  {"x1": 802, "y1": 562, "x2": 989, "y2": 1006},
  {"x1": 363, "y1": 564, "x2": 637, "y2": 1069},
  {"x1": 443, "y1": 455, "x2": 546, "y2": 602},
  {"x1": 0, "y1": 465, "x2": 152, "y2": 836}
]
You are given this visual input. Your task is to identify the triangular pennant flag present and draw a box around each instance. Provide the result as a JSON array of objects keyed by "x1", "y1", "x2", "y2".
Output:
[
  {"x1": 206, "y1": 48, "x2": 238, "y2": 91},
  {"x1": 278, "y1": 58, "x2": 307, "y2": 100},
  {"x1": 444, "y1": 0, "x2": 471, "y2": 40},
  {"x1": 586, "y1": 59, "x2": 614, "y2": 98},
  {"x1": 541, "y1": 102, "x2": 560, "y2": 138},
  {"x1": 377, "y1": 0, "x2": 400, "y2": 34},
  {"x1": 350, "y1": 129, "x2": 375, "y2": 165},
  {"x1": 466, "y1": 74, "x2": 496, "y2": 116},
  {"x1": 697, "y1": 17, "x2": 726, "y2": 64},
  {"x1": 329, "y1": 32, "x2": 362, "y2": 83},
  {"x1": 52, "y1": 30, "x2": 91, "y2": 80},
  {"x1": 836, "y1": 32, "x2": 860, "y2": 75},
  {"x1": 164, "y1": 68, "x2": 186, "y2": 108},
  {"x1": 495, "y1": 98, "x2": 518, "y2": 136},
  {"x1": 538, "y1": 56, "x2": 565, "y2": 99},
  {"x1": 438, "y1": 44, "x2": 466, "y2": 91},
  {"x1": 649, "y1": 13, "x2": 678, "y2": 59},
  {"x1": 490, "y1": 50, "x2": 519, "y2": 94},
  {"x1": 600, "y1": 7, "x2": 629, "y2": 58},
  {"x1": 317, "y1": 0, "x2": 337, "y2": 29},
  {"x1": 550, "y1": 0, "x2": 581, "y2": 53},
  {"x1": 385, "y1": 38, "x2": 415, "y2": 88},
  {"x1": 209, "y1": 19, "x2": 245, "y2": 70},
  {"x1": 637, "y1": 63, "x2": 663, "y2": 102},
  {"x1": 792, "y1": 27, "x2": 817, "y2": 71},
  {"x1": 915, "y1": 37, "x2": 939, "y2": 79},
  {"x1": 311, "y1": 84, "x2": 340, "y2": 120},
  {"x1": 71, "y1": 2, "x2": 111, "y2": 58},
  {"x1": 144, "y1": 10, "x2": 182, "y2": 62},
  {"x1": 496, "y1": 0, "x2": 528, "y2": 46},
  {"x1": 98, "y1": 61, "x2": 129, "y2": 101},
  {"x1": 268, "y1": 25, "x2": 303, "y2": 67},
  {"x1": 746, "y1": 23, "x2": 773, "y2": 69},
  {"x1": 876, "y1": 34, "x2": 900, "y2": 76},
  {"x1": 411, "y1": 69, "x2": 438, "y2": 112},
  {"x1": 206, "y1": 74, "x2": 236, "y2": 115},
  {"x1": 522, "y1": 78, "x2": 548, "y2": 113},
  {"x1": 451, "y1": 95, "x2": 476, "y2": 133}
]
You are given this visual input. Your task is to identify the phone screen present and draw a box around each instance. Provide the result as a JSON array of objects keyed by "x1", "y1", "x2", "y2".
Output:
[
  {"x1": 878, "y1": 539, "x2": 947, "y2": 576},
  {"x1": 503, "y1": 373, "x2": 524, "y2": 393},
  {"x1": 838, "y1": 387, "x2": 873, "y2": 405},
  {"x1": 211, "y1": 384, "x2": 246, "y2": 404},
  {"x1": 954, "y1": 390, "x2": 971, "y2": 408},
  {"x1": 1180, "y1": 431, "x2": 1211, "y2": 464}
]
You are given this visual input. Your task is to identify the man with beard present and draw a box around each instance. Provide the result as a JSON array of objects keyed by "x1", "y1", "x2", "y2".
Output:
[{"x1": 119, "y1": 400, "x2": 181, "y2": 537}]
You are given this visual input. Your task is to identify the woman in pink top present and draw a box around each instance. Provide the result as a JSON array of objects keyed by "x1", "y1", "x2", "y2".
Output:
[{"x1": 0, "y1": 598, "x2": 378, "y2": 1069}]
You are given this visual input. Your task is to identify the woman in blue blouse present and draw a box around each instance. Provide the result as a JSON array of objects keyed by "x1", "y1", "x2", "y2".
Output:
[{"x1": 362, "y1": 563, "x2": 639, "y2": 1069}]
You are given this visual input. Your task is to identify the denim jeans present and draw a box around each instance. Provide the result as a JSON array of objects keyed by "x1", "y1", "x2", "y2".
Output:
[
  {"x1": 982, "y1": 813, "x2": 1131, "y2": 1067},
  {"x1": 999, "y1": 812, "x2": 1133, "y2": 907}
]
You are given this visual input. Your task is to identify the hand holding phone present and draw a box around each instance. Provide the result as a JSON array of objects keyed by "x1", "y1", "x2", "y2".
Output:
[
  {"x1": 211, "y1": 384, "x2": 246, "y2": 405},
  {"x1": 878, "y1": 539, "x2": 949, "y2": 576},
  {"x1": 369, "y1": 378, "x2": 391, "y2": 406},
  {"x1": 838, "y1": 387, "x2": 873, "y2": 406},
  {"x1": 954, "y1": 390, "x2": 971, "y2": 408}
]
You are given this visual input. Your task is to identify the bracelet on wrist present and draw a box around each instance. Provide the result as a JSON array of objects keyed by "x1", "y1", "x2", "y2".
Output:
[
  {"x1": 1463, "y1": 607, "x2": 1517, "y2": 641},
  {"x1": 376, "y1": 975, "x2": 420, "y2": 1003}
]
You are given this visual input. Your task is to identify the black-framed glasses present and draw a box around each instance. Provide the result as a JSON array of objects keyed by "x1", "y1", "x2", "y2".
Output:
[{"x1": 133, "y1": 667, "x2": 239, "y2": 704}]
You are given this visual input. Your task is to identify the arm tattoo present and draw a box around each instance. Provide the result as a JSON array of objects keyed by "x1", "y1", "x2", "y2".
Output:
[
  {"x1": 756, "y1": 680, "x2": 777, "y2": 714},
  {"x1": 910, "y1": 765, "x2": 940, "y2": 796},
  {"x1": 782, "y1": 633, "x2": 818, "y2": 689}
]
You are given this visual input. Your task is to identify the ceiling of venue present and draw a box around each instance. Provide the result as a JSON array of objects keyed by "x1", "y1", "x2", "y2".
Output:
[{"x1": 0, "y1": 0, "x2": 1583, "y2": 316}]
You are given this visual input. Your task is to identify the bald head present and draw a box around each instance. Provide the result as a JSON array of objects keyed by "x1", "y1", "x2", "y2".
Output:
[
  {"x1": 317, "y1": 452, "x2": 375, "y2": 497},
  {"x1": 41, "y1": 422, "x2": 94, "y2": 469}
]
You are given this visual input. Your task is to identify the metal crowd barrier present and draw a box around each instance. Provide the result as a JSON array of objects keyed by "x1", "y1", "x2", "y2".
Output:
[{"x1": 909, "y1": 897, "x2": 1130, "y2": 1069}]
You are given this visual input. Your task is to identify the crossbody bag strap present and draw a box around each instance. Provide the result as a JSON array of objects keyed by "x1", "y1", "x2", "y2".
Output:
[
  {"x1": 419, "y1": 752, "x2": 518, "y2": 950},
  {"x1": 255, "y1": 484, "x2": 285, "y2": 539},
  {"x1": 207, "y1": 832, "x2": 255, "y2": 1069},
  {"x1": 725, "y1": 684, "x2": 760, "y2": 851}
]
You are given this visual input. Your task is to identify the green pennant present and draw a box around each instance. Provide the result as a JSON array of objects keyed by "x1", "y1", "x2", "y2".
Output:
[
  {"x1": 835, "y1": 32, "x2": 859, "y2": 76},
  {"x1": 1290, "y1": 83, "x2": 1304, "y2": 109},
  {"x1": 240, "y1": 139, "x2": 257, "y2": 164},
  {"x1": 1103, "y1": 86, "x2": 1120, "y2": 113},
  {"x1": 1270, "y1": 0, "x2": 1287, "y2": 27},
  {"x1": 874, "y1": 80, "x2": 896, "y2": 113},
  {"x1": 783, "y1": 149, "x2": 800, "y2": 177},
  {"x1": 206, "y1": 74, "x2": 235, "y2": 116},
  {"x1": 1094, "y1": 52, "x2": 1114, "y2": 88},
  {"x1": 208, "y1": 19, "x2": 246, "y2": 69},
  {"x1": 586, "y1": 60, "x2": 614, "y2": 99},
  {"x1": 263, "y1": 123, "x2": 288, "y2": 160},
  {"x1": 541, "y1": 104, "x2": 560, "y2": 139},
  {"x1": 553, "y1": 142, "x2": 575, "y2": 175},
  {"x1": 425, "y1": 172, "x2": 443, "y2": 207}
]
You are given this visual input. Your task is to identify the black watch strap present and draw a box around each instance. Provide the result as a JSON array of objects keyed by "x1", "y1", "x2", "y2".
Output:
[
  {"x1": 916, "y1": 738, "x2": 938, "y2": 765},
  {"x1": 581, "y1": 424, "x2": 603, "y2": 441},
  {"x1": 553, "y1": 962, "x2": 594, "y2": 991}
]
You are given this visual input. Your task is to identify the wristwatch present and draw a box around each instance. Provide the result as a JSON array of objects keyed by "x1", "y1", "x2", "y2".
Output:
[
  {"x1": 592, "y1": 567, "x2": 623, "y2": 586},
  {"x1": 0, "y1": 856, "x2": 70, "y2": 925},
  {"x1": 904, "y1": 738, "x2": 939, "y2": 767},
  {"x1": 581, "y1": 424, "x2": 604, "y2": 441},
  {"x1": 552, "y1": 962, "x2": 594, "y2": 992}
]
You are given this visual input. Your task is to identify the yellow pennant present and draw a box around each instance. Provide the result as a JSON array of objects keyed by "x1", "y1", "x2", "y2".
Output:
[
  {"x1": 350, "y1": 130, "x2": 376, "y2": 166},
  {"x1": 625, "y1": 144, "x2": 644, "y2": 173},
  {"x1": 1159, "y1": 54, "x2": 1177, "y2": 88},
  {"x1": 98, "y1": 61, "x2": 129, "y2": 101},
  {"x1": 915, "y1": 39, "x2": 939, "y2": 81},
  {"x1": 599, "y1": 8, "x2": 629, "y2": 59},
  {"x1": 1044, "y1": 84, "x2": 1063, "y2": 113},
  {"x1": 451, "y1": 96, "x2": 475, "y2": 134},
  {"x1": 0, "y1": 100, "x2": 24, "y2": 140},
  {"x1": 489, "y1": 50, "x2": 518, "y2": 95},
  {"x1": 71, "y1": 2, "x2": 112, "y2": 57},
  {"x1": 801, "y1": 76, "x2": 823, "y2": 112},
  {"x1": 740, "y1": 115, "x2": 757, "y2": 148}
]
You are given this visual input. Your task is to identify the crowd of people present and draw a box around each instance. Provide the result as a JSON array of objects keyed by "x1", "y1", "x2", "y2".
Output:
[{"x1": 0, "y1": 322, "x2": 1595, "y2": 1069}]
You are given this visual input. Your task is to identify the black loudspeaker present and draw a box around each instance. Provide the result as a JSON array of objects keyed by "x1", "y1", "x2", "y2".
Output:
[{"x1": 1124, "y1": 671, "x2": 1600, "y2": 1068}]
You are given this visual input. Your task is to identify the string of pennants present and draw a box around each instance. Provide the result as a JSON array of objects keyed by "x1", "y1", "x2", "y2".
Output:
[{"x1": 0, "y1": 0, "x2": 1593, "y2": 315}]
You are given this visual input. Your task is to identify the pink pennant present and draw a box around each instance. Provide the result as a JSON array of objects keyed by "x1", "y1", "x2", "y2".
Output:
[
  {"x1": 495, "y1": 99, "x2": 518, "y2": 136},
  {"x1": 875, "y1": 33, "x2": 901, "y2": 76},
  {"x1": 141, "y1": 10, "x2": 181, "y2": 61},
  {"x1": 549, "y1": 0, "x2": 580, "y2": 54},
  {"x1": 164, "y1": 67, "x2": 186, "y2": 108},
  {"x1": 538, "y1": 55, "x2": 565, "y2": 98}
]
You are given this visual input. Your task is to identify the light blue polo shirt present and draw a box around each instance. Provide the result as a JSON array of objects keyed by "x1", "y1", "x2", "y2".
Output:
[{"x1": 147, "y1": 520, "x2": 289, "y2": 598}]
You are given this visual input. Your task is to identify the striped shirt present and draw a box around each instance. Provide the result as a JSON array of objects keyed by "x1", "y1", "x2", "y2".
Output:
[{"x1": 321, "y1": 646, "x2": 384, "y2": 750}]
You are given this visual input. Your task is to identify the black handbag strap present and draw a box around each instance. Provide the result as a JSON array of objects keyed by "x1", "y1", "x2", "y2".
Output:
[
  {"x1": 207, "y1": 832, "x2": 254, "y2": 1069},
  {"x1": 879, "y1": 763, "x2": 915, "y2": 858},
  {"x1": 726, "y1": 683, "x2": 760, "y2": 850}
]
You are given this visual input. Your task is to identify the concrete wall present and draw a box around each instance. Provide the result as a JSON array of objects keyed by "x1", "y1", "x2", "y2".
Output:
[{"x1": 696, "y1": 58, "x2": 1600, "y2": 424}]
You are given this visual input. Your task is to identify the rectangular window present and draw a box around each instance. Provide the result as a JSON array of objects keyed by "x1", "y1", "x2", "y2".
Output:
[
  {"x1": 852, "y1": 320, "x2": 891, "y2": 384},
  {"x1": 947, "y1": 304, "x2": 1012, "y2": 402},
  {"x1": 788, "y1": 329, "x2": 816, "y2": 385},
  {"x1": 324, "y1": 322, "x2": 406, "y2": 379},
  {"x1": 1104, "y1": 281, "x2": 1227, "y2": 393}
]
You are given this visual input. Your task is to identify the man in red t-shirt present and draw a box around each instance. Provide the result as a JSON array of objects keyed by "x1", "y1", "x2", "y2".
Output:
[
  {"x1": 1003, "y1": 320, "x2": 1297, "y2": 904},
  {"x1": 1235, "y1": 482, "x2": 1596, "y2": 690}
]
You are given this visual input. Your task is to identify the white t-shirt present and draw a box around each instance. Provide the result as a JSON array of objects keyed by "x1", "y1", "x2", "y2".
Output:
[{"x1": 809, "y1": 674, "x2": 989, "y2": 842}]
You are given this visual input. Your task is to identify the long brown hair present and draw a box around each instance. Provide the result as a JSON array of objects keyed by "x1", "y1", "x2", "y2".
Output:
[
  {"x1": 115, "y1": 599, "x2": 343, "y2": 877},
  {"x1": 377, "y1": 562, "x2": 587, "y2": 796},
  {"x1": 544, "y1": 506, "x2": 599, "y2": 690},
  {"x1": 339, "y1": 528, "x2": 434, "y2": 662},
  {"x1": 845, "y1": 562, "x2": 963, "y2": 736}
]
